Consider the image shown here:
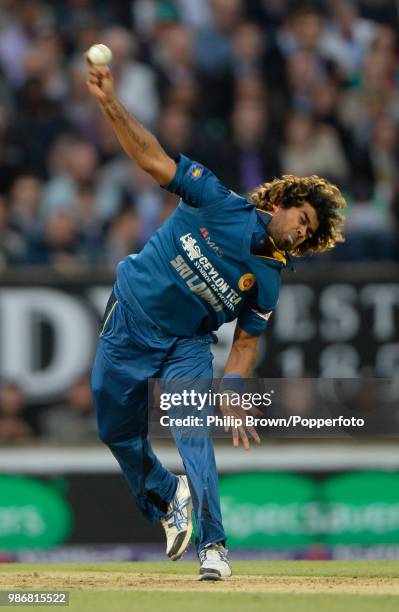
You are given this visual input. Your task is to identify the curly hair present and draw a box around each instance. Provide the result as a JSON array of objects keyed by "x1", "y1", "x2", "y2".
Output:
[{"x1": 250, "y1": 175, "x2": 346, "y2": 256}]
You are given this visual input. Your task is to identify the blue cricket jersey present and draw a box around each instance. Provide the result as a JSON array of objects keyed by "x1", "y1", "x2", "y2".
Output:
[{"x1": 115, "y1": 154, "x2": 287, "y2": 337}]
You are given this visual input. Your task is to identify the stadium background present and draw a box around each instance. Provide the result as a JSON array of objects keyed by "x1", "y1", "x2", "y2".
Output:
[{"x1": 0, "y1": 0, "x2": 398, "y2": 563}]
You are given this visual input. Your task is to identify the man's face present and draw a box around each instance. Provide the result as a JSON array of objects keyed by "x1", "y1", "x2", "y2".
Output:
[{"x1": 267, "y1": 202, "x2": 319, "y2": 251}]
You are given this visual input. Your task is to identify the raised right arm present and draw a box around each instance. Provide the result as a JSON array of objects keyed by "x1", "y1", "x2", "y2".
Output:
[{"x1": 85, "y1": 55, "x2": 176, "y2": 186}]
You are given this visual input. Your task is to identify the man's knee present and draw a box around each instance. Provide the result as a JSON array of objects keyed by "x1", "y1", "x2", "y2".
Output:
[
  {"x1": 91, "y1": 361, "x2": 148, "y2": 445},
  {"x1": 93, "y1": 394, "x2": 146, "y2": 447}
]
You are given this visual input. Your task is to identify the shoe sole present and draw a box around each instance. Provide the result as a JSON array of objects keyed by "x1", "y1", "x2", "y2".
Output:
[
  {"x1": 168, "y1": 497, "x2": 193, "y2": 561},
  {"x1": 198, "y1": 569, "x2": 222, "y2": 581},
  {"x1": 198, "y1": 569, "x2": 232, "y2": 581}
]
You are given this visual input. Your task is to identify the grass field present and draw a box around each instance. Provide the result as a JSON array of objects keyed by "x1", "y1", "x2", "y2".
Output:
[{"x1": 1, "y1": 561, "x2": 399, "y2": 611}]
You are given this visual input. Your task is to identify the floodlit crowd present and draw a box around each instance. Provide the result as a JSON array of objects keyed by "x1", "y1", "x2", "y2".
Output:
[{"x1": 0, "y1": 0, "x2": 398, "y2": 272}]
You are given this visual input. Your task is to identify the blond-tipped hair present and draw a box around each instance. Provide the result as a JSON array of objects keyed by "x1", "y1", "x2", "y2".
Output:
[{"x1": 250, "y1": 174, "x2": 346, "y2": 256}]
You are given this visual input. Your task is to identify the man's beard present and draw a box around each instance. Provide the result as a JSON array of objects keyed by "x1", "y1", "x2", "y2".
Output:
[{"x1": 273, "y1": 233, "x2": 295, "y2": 251}]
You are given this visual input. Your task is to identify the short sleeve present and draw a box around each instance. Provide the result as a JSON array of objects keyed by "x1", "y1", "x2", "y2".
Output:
[
  {"x1": 163, "y1": 154, "x2": 234, "y2": 209},
  {"x1": 238, "y1": 298, "x2": 275, "y2": 337}
]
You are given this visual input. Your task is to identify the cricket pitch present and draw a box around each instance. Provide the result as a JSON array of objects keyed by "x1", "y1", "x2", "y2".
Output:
[{"x1": 1, "y1": 561, "x2": 399, "y2": 611}]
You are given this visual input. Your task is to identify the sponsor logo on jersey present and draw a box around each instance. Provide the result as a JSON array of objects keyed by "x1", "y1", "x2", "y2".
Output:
[
  {"x1": 180, "y1": 233, "x2": 202, "y2": 260},
  {"x1": 170, "y1": 255, "x2": 223, "y2": 312},
  {"x1": 238, "y1": 273, "x2": 256, "y2": 292},
  {"x1": 189, "y1": 163, "x2": 203, "y2": 180},
  {"x1": 199, "y1": 227, "x2": 224, "y2": 258},
  {"x1": 177, "y1": 234, "x2": 242, "y2": 311},
  {"x1": 251, "y1": 309, "x2": 272, "y2": 321}
]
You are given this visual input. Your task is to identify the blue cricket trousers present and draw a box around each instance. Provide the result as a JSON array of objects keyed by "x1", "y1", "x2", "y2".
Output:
[{"x1": 91, "y1": 289, "x2": 226, "y2": 550}]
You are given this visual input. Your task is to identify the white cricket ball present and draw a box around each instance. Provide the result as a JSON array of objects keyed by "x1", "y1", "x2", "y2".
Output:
[{"x1": 87, "y1": 44, "x2": 113, "y2": 65}]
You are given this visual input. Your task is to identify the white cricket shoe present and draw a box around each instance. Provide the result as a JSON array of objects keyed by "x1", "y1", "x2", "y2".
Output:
[
  {"x1": 160, "y1": 475, "x2": 193, "y2": 561},
  {"x1": 198, "y1": 543, "x2": 232, "y2": 580}
]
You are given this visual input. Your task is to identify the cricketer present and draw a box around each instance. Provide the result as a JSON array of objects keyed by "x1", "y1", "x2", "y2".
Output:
[{"x1": 86, "y1": 54, "x2": 346, "y2": 580}]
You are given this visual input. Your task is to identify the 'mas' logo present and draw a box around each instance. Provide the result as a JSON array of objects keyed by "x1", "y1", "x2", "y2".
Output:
[{"x1": 199, "y1": 227, "x2": 224, "y2": 258}]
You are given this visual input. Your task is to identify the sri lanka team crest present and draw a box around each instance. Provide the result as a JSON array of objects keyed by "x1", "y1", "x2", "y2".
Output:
[
  {"x1": 189, "y1": 164, "x2": 203, "y2": 180},
  {"x1": 238, "y1": 273, "x2": 256, "y2": 291}
]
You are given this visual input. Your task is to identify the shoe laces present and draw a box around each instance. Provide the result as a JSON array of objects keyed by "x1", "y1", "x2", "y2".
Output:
[
  {"x1": 162, "y1": 494, "x2": 189, "y2": 531},
  {"x1": 199, "y1": 543, "x2": 228, "y2": 563}
]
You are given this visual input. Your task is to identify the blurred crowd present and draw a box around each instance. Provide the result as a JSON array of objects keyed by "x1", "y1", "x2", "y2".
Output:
[
  {"x1": 0, "y1": 0, "x2": 398, "y2": 269},
  {"x1": 0, "y1": 376, "x2": 97, "y2": 443}
]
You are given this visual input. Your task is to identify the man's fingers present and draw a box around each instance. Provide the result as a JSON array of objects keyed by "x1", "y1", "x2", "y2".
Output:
[
  {"x1": 232, "y1": 425, "x2": 239, "y2": 448},
  {"x1": 220, "y1": 402, "x2": 261, "y2": 449},
  {"x1": 87, "y1": 69, "x2": 107, "y2": 81},
  {"x1": 239, "y1": 426, "x2": 250, "y2": 450},
  {"x1": 222, "y1": 408, "x2": 232, "y2": 432},
  {"x1": 91, "y1": 66, "x2": 111, "y2": 78},
  {"x1": 85, "y1": 55, "x2": 110, "y2": 78},
  {"x1": 87, "y1": 70, "x2": 101, "y2": 81},
  {"x1": 248, "y1": 426, "x2": 261, "y2": 444}
]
